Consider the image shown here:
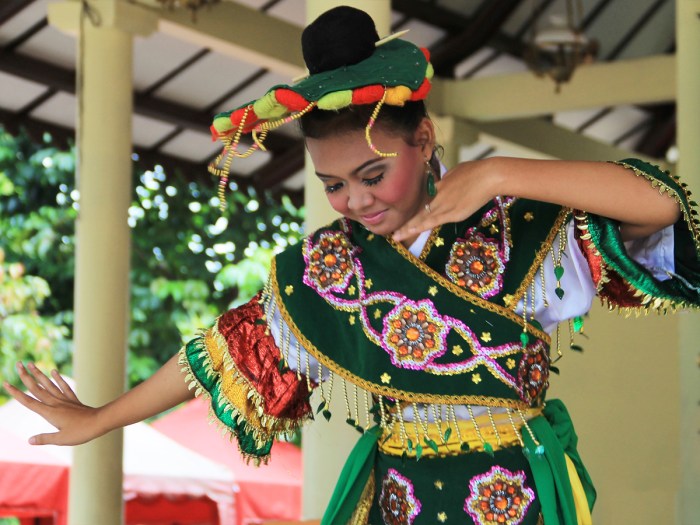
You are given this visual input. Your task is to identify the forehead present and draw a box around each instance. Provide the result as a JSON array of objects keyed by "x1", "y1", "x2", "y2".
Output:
[{"x1": 306, "y1": 128, "x2": 409, "y2": 177}]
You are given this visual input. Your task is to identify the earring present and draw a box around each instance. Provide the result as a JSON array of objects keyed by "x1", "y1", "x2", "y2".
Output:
[{"x1": 425, "y1": 158, "x2": 437, "y2": 197}]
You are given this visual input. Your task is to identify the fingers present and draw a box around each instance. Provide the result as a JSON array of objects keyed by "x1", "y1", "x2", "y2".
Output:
[
  {"x1": 29, "y1": 432, "x2": 61, "y2": 446},
  {"x1": 27, "y1": 363, "x2": 64, "y2": 399},
  {"x1": 15, "y1": 363, "x2": 54, "y2": 404},
  {"x1": 393, "y1": 205, "x2": 443, "y2": 242},
  {"x1": 3, "y1": 381, "x2": 47, "y2": 415},
  {"x1": 51, "y1": 370, "x2": 79, "y2": 402}
]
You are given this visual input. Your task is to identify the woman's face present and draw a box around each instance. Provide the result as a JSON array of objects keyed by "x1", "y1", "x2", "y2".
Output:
[{"x1": 306, "y1": 120, "x2": 434, "y2": 239}]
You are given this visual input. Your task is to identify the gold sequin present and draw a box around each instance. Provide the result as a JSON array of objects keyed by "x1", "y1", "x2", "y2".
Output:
[
  {"x1": 284, "y1": 285, "x2": 294, "y2": 296},
  {"x1": 437, "y1": 511, "x2": 447, "y2": 522},
  {"x1": 506, "y1": 358, "x2": 516, "y2": 369},
  {"x1": 472, "y1": 373, "x2": 482, "y2": 384},
  {"x1": 434, "y1": 480, "x2": 444, "y2": 490},
  {"x1": 434, "y1": 237, "x2": 445, "y2": 247},
  {"x1": 367, "y1": 234, "x2": 375, "y2": 241},
  {"x1": 374, "y1": 308, "x2": 382, "y2": 319},
  {"x1": 481, "y1": 331, "x2": 492, "y2": 342},
  {"x1": 349, "y1": 315, "x2": 356, "y2": 325},
  {"x1": 489, "y1": 224, "x2": 499, "y2": 234},
  {"x1": 348, "y1": 285, "x2": 356, "y2": 295},
  {"x1": 524, "y1": 212, "x2": 534, "y2": 221},
  {"x1": 428, "y1": 285, "x2": 438, "y2": 296},
  {"x1": 503, "y1": 294, "x2": 515, "y2": 307},
  {"x1": 452, "y1": 345, "x2": 464, "y2": 356},
  {"x1": 380, "y1": 372, "x2": 391, "y2": 384},
  {"x1": 365, "y1": 278, "x2": 374, "y2": 289}
]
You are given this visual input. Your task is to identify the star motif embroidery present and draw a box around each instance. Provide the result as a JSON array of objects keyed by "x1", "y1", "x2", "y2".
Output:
[
  {"x1": 489, "y1": 224, "x2": 499, "y2": 234},
  {"x1": 434, "y1": 237, "x2": 444, "y2": 247},
  {"x1": 503, "y1": 294, "x2": 515, "y2": 307},
  {"x1": 428, "y1": 286, "x2": 438, "y2": 296},
  {"x1": 367, "y1": 233, "x2": 375, "y2": 241},
  {"x1": 348, "y1": 285, "x2": 356, "y2": 295},
  {"x1": 374, "y1": 308, "x2": 382, "y2": 319},
  {"x1": 481, "y1": 332, "x2": 491, "y2": 342},
  {"x1": 380, "y1": 372, "x2": 391, "y2": 384},
  {"x1": 365, "y1": 278, "x2": 373, "y2": 289},
  {"x1": 434, "y1": 480, "x2": 444, "y2": 490},
  {"x1": 472, "y1": 373, "x2": 482, "y2": 384},
  {"x1": 349, "y1": 315, "x2": 356, "y2": 325},
  {"x1": 284, "y1": 285, "x2": 294, "y2": 296},
  {"x1": 506, "y1": 358, "x2": 516, "y2": 369},
  {"x1": 524, "y1": 212, "x2": 534, "y2": 222},
  {"x1": 437, "y1": 511, "x2": 447, "y2": 522},
  {"x1": 452, "y1": 345, "x2": 464, "y2": 356}
]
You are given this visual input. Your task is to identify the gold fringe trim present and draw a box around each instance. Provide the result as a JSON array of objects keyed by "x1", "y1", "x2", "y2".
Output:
[
  {"x1": 510, "y1": 207, "x2": 572, "y2": 307},
  {"x1": 348, "y1": 470, "x2": 374, "y2": 525}
]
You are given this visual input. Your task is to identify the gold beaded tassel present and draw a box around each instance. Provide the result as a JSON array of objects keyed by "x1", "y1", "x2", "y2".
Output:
[
  {"x1": 251, "y1": 101, "x2": 316, "y2": 151},
  {"x1": 365, "y1": 89, "x2": 398, "y2": 158},
  {"x1": 467, "y1": 405, "x2": 493, "y2": 456}
]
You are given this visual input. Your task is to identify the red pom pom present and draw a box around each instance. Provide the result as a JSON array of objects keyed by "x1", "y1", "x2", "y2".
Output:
[
  {"x1": 275, "y1": 89, "x2": 309, "y2": 111},
  {"x1": 420, "y1": 48, "x2": 430, "y2": 61},
  {"x1": 352, "y1": 85, "x2": 385, "y2": 105},
  {"x1": 230, "y1": 108, "x2": 247, "y2": 127},
  {"x1": 210, "y1": 124, "x2": 222, "y2": 142},
  {"x1": 410, "y1": 78, "x2": 432, "y2": 101}
]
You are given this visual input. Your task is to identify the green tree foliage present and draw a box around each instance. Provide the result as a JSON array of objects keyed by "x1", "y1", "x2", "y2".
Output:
[{"x1": 0, "y1": 128, "x2": 304, "y2": 395}]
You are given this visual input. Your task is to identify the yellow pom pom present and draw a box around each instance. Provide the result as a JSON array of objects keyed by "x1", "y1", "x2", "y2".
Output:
[
  {"x1": 425, "y1": 63, "x2": 434, "y2": 80},
  {"x1": 385, "y1": 86, "x2": 412, "y2": 106},
  {"x1": 253, "y1": 91, "x2": 287, "y2": 119},
  {"x1": 213, "y1": 116, "x2": 233, "y2": 134},
  {"x1": 317, "y1": 90, "x2": 353, "y2": 110}
]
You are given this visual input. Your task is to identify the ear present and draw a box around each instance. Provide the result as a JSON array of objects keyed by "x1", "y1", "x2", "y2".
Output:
[{"x1": 414, "y1": 117, "x2": 436, "y2": 157}]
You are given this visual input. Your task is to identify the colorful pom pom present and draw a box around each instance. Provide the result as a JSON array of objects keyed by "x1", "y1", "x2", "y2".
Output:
[
  {"x1": 317, "y1": 90, "x2": 353, "y2": 110},
  {"x1": 410, "y1": 78, "x2": 432, "y2": 101},
  {"x1": 352, "y1": 85, "x2": 385, "y2": 105},
  {"x1": 385, "y1": 86, "x2": 413, "y2": 106},
  {"x1": 420, "y1": 47, "x2": 430, "y2": 61},
  {"x1": 253, "y1": 91, "x2": 288, "y2": 119},
  {"x1": 275, "y1": 89, "x2": 310, "y2": 112}
]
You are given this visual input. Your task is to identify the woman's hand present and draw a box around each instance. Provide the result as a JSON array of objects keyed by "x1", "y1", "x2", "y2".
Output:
[
  {"x1": 3, "y1": 362, "x2": 104, "y2": 446},
  {"x1": 393, "y1": 159, "x2": 500, "y2": 242}
]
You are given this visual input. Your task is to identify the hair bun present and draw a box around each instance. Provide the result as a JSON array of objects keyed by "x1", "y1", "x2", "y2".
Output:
[{"x1": 302, "y1": 6, "x2": 379, "y2": 75}]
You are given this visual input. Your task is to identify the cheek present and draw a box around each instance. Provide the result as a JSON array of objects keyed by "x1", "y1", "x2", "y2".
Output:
[
  {"x1": 381, "y1": 161, "x2": 422, "y2": 205},
  {"x1": 326, "y1": 192, "x2": 348, "y2": 215}
]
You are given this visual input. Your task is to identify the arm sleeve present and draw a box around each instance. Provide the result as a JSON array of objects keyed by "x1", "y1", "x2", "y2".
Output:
[
  {"x1": 179, "y1": 292, "x2": 313, "y2": 464},
  {"x1": 572, "y1": 158, "x2": 700, "y2": 312}
]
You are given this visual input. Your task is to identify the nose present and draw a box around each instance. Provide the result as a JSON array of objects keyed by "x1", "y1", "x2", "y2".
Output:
[{"x1": 347, "y1": 182, "x2": 374, "y2": 212}]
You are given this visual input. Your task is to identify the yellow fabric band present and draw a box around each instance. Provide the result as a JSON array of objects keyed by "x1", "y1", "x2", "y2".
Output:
[
  {"x1": 565, "y1": 454, "x2": 593, "y2": 525},
  {"x1": 378, "y1": 408, "x2": 543, "y2": 458}
]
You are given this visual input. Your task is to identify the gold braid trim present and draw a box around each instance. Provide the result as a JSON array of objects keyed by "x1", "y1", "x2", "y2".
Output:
[
  {"x1": 270, "y1": 259, "x2": 532, "y2": 408},
  {"x1": 348, "y1": 470, "x2": 374, "y2": 525},
  {"x1": 418, "y1": 227, "x2": 441, "y2": 261},
  {"x1": 612, "y1": 160, "x2": 700, "y2": 253},
  {"x1": 178, "y1": 324, "x2": 309, "y2": 458},
  {"x1": 510, "y1": 207, "x2": 572, "y2": 306},
  {"x1": 385, "y1": 237, "x2": 550, "y2": 343}
]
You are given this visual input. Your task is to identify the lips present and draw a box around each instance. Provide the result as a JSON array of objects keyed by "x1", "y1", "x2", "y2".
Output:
[{"x1": 360, "y1": 209, "x2": 387, "y2": 225}]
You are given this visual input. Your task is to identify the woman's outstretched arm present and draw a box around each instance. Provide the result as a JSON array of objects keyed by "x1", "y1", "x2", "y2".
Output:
[
  {"x1": 3, "y1": 353, "x2": 193, "y2": 446},
  {"x1": 393, "y1": 157, "x2": 681, "y2": 242}
]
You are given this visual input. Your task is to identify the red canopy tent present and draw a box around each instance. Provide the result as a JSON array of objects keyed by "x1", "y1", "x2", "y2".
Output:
[
  {"x1": 152, "y1": 397, "x2": 302, "y2": 525},
  {"x1": 0, "y1": 393, "x2": 238, "y2": 525}
]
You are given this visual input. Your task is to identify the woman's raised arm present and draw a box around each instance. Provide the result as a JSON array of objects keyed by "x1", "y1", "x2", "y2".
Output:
[{"x1": 3, "y1": 353, "x2": 193, "y2": 446}]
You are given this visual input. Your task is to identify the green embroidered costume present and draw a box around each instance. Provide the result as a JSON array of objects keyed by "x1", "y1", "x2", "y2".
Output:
[{"x1": 181, "y1": 159, "x2": 700, "y2": 524}]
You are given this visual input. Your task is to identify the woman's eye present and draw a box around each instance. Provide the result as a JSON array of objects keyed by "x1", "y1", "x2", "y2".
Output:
[
  {"x1": 324, "y1": 183, "x2": 343, "y2": 194},
  {"x1": 362, "y1": 173, "x2": 384, "y2": 187}
]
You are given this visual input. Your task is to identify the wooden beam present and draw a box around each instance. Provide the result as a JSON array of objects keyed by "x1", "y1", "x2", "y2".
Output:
[
  {"x1": 251, "y1": 142, "x2": 305, "y2": 191},
  {"x1": 472, "y1": 117, "x2": 665, "y2": 165},
  {"x1": 0, "y1": 0, "x2": 34, "y2": 25},
  {"x1": 431, "y1": 54, "x2": 676, "y2": 121},
  {"x1": 136, "y1": 1, "x2": 305, "y2": 77}
]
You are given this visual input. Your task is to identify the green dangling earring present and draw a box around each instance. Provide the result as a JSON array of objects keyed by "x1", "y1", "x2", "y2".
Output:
[{"x1": 425, "y1": 158, "x2": 437, "y2": 197}]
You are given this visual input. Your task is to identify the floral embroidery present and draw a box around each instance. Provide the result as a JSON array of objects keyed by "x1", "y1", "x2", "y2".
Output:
[
  {"x1": 382, "y1": 300, "x2": 448, "y2": 370},
  {"x1": 303, "y1": 231, "x2": 355, "y2": 293},
  {"x1": 446, "y1": 233, "x2": 504, "y2": 298},
  {"x1": 380, "y1": 468, "x2": 422, "y2": 525},
  {"x1": 517, "y1": 341, "x2": 550, "y2": 406},
  {"x1": 464, "y1": 466, "x2": 535, "y2": 525}
]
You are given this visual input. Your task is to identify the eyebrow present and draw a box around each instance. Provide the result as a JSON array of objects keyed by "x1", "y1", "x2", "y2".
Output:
[{"x1": 316, "y1": 157, "x2": 385, "y2": 179}]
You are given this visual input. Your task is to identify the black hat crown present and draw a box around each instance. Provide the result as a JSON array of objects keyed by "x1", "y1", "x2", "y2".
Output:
[{"x1": 302, "y1": 6, "x2": 380, "y2": 74}]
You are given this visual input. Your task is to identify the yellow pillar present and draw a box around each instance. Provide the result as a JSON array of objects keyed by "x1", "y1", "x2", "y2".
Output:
[
  {"x1": 301, "y1": 1, "x2": 390, "y2": 519},
  {"x1": 48, "y1": 2, "x2": 156, "y2": 524},
  {"x1": 677, "y1": 1, "x2": 700, "y2": 520}
]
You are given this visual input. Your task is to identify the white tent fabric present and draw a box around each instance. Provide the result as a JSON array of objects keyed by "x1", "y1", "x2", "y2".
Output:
[{"x1": 0, "y1": 387, "x2": 238, "y2": 525}]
